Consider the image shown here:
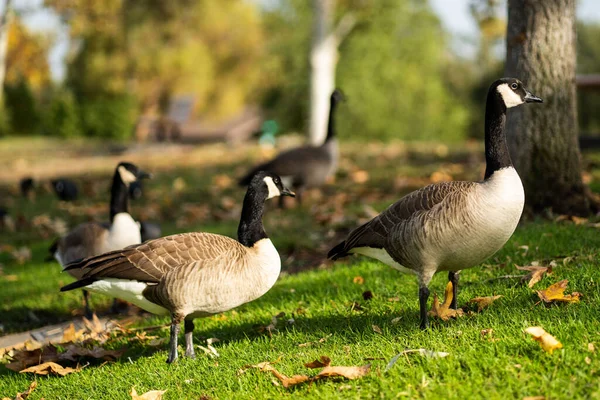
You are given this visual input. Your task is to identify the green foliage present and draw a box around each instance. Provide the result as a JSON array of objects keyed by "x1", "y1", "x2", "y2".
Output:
[
  {"x1": 577, "y1": 22, "x2": 600, "y2": 135},
  {"x1": 3, "y1": 77, "x2": 41, "y2": 135},
  {"x1": 80, "y1": 95, "x2": 136, "y2": 140},
  {"x1": 43, "y1": 89, "x2": 81, "y2": 138}
]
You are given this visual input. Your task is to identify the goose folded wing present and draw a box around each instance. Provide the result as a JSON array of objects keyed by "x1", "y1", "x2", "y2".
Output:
[
  {"x1": 65, "y1": 232, "x2": 239, "y2": 283},
  {"x1": 343, "y1": 181, "x2": 476, "y2": 250}
]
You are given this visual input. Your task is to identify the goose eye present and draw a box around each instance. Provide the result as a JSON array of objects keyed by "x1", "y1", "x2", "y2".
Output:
[{"x1": 511, "y1": 83, "x2": 518, "y2": 90}]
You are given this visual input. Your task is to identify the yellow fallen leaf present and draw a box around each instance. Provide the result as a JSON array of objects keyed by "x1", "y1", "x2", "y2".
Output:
[
  {"x1": 315, "y1": 365, "x2": 370, "y2": 380},
  {"x1": 536, "y1": 280, "x2": 581, "y2": 303},
  {"x1": 522, "y1": 396, "x2": 545, "y2": 400},
  {"x1": 469, "y1": 295, "x2": 502, "y2": 311},
  {"x1": 304, "y1": 356, "x2": 331, "y2": 369},
  {"x1": 61, "y1": 323, "x2": 85, "y2": 343},
  {"x1": 516, "y1": 265, "x2": 552, "y2": 288},
  {"x1": 3, "y1": 381, "x2": 36, "y2": 400},
  {"x1": 428, "y1": 281, "x2": 464, "y2": 321},
  {"x1": 130, "y1": 387, "x2": 167, "y2": 400},
  {"x1": 525, "y1": 327, "x2": 563, "y2": 354},
  {"x1": 19, "y1": 361, "x2": 80, "y2": 376},
  {"x1": 352, "y1": 276, "x2": 364, "y2": 285}
]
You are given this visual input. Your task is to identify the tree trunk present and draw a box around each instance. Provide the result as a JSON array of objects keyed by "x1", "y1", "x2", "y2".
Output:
[
  {"x1": 0, "y1": 0, "x2": 13, "y2": 103},
  {"x1": 505, "y1": 0, "x2": 590, "y2": 215},
  {"x1": 309, "y1": 0, "x2": 336, "y2": 146}
]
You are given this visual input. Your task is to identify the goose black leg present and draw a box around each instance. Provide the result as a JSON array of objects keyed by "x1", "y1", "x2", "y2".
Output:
[
  {"x1": 167, "y1": 316, "x2": 182, "y2": 363},
  {"x1": 83, "y1": 290, "x2": 93, "y2": 319},
  {"x1": 448, "y1": 271, "x2": 460, "y2": 310},
  {"x1": 419, "y1": 286, "x2": 430, "y2": 330},
  {"x1": 184, "y1": 320, "x2": 195, "y2": 358}
]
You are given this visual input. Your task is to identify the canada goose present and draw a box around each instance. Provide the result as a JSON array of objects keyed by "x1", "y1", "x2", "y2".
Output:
[
  {"x1": 239, "y1": 89, "x2": 344, "y2": 206},
  {"x1": 51, "y1": 162, "x2": 150, "y2": 316},
  {"x1": 19, "y1": 177, "x2": 35, "y2": 198},
  {"x1": 51, "y1": 178, "x2": 79, "y2": 202},
  {"x1": 328, "y1": 78, "x2": 542, "y2": 329},
  {"x1": 61, "y1": 171, "x2": 294, "y2": 363}
]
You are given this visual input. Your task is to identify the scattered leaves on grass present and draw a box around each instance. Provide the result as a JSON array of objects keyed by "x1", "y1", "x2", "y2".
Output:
[
  {"x1": 555, "y1": 215, "x2": 588, "y2": 225},
  {"x1": 61, "y1": 323, "x2": 86, "y2": 343},
  {"x1": 130, "y1": 387, "x2": 167, "y2": 400},
  {"x1": 516, "y1": 265, "x2": 552, "y2": 288},
  {"x1": 197, "y1": 338, "x2": 220, "y2": 359},
  {"x1": 59, "y1": 344, "x2": 125, "y2": 362},
  {"x1": 304, "y1": 356, "x2": 331, "y2": 369},
  {"x1": 256, "y1": 312, "x2": 286, "y2": 336},
  {"x1": 525, "y1": 327, "x2": 563, "y2": 354},
  {"x1": 1, "y1": 381, "x2": 37, "y2": 400},
  {"x1": 243, "y1": 357, "x2": 370, "y2": 388},
  {"x1": 297, "y1": 334, "x2": 332, "y2": 347},
  {"x1": 428, "y1": 282, "x2": 464, "y2": 321},
  {"x1": 536, "y1": 280, "x2": 581, "y2": 304},
  {"x1": 469, "y1": 295, "x2": 502, "y2": 311},
  {"x1": 385, "y1": 349, "x2": 450, "y2": 371},
  {"x1": 19, "y1": 362, "x2": 81, "y2": 376}
]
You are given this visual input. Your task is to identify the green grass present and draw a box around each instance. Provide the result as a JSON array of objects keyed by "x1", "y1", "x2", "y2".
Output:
[{"x1": 1, "y1": 140, "x2": 599, "y2": 399}]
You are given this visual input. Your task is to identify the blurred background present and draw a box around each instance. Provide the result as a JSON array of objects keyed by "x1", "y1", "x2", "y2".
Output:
[{"x1": 1, "y1": 0, "x2": 599, "y2": 144}]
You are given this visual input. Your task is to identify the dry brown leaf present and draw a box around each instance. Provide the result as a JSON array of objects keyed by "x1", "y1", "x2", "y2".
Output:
[
  {"x1": 315, "y1": 365, "x2": 370, "y2": 380},
  {"x1": 536, "y1": 280, "x2": 581, "y2": 303},
  {"x1": 352, "y1": 276, "x2": 364, "y2": 285},
  {"x1": 61, "y1": 323, "x2": 85, "y2": 343},
  {"x1": 130, "y1": 387, "x2": 167, "y2": 400},
  {"x1": 555, "y1": 215, "x2": 588, "y2": 225},
  {"x1": 428, "y1": 282, "x2": 464, "y2": 321},
  {"x1": 19, "y1": 362, "x2": 80, "y2": 376},
  {"x1": 372, "y1": 325, "x2": 383, "y2": 334},
  {"x1": 469, "y1": 295, "x2": 502, "y2": 311},
  {"x1": 4, "y1": 381, "x2": 37, "y2": 400},
  {"x1": 522, "y1": 396, "x2": 545, "y2": 400},
  {"x1": 516, "y1": 265, "x2": 552, "y2": 288},
  {"x1": 6, "y1": 345, "x2": 60, "y2": 371},
  {"x1": 525, "y1": 327, "x2": 563, "y2": 354},
  {"x1": 304, "y1": 356, "x2": 331, "y2": 369},
  {"x1": 59, "y1": 344, "x2": 125, "y2": 362}
]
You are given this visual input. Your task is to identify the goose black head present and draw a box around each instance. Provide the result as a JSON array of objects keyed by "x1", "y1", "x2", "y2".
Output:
[
  {"x1": 116, "y1": 162, "x2": 151, "y2": 186},
  {"x1": 250, "y1": 171, "x2": 295, "y2": 200},
  {"x1": 331, "y1": 89, "x2": 346, "y2": 104},
  {"x1": 494, "y1": 78, "x2": 543, "y2": 108}
]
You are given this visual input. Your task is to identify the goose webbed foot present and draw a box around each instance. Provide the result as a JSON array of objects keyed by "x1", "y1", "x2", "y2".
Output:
[
  {"x1": 419, "y1": 286, "x2": 430, "y2": 330},
  {"x1": 448, "y1": 271, "x2": 460, "y2": 310},
  {"x1": 167, "y1": 318, "x2": 181, "y2": 364},
  {"x1": 184, "y1": 320, "x2": 195, "y2": 359}
]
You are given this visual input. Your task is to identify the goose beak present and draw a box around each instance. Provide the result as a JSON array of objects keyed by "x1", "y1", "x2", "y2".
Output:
[
  {"x1": 524, "y1": 91, "x2": 543, "y2": 103},
  {"x1": 137, "y1": 171, "x2": 153, "y2": 180},
  {"x1": 281, "y1": 188, "x2": 295, "y2": 197}
]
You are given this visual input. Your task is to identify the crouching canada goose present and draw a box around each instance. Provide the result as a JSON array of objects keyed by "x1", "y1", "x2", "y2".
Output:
[
  {"x1": 328, "y1": 78, "x2": 542, "y2": 329},
  {"x1": 51, "y1": 162, "x2": 151, "y2": 316},
  {"x1": 239, "y1": 90, "x2": 344, "y2": 206},
  {"x1": 61, "y1": 171, "x2": 294, "y2": 363},
  {"x1": 51, "y1": 178, "x2": 79, "y2": 202}
]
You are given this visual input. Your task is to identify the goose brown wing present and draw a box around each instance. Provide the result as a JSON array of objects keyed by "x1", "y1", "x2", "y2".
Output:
[
  {"x1": 57, "y1": 222, "x2": 108, "y2": 265},
  {"x1": 65, "y1": 232, "x2": 241, "y2": 283},
  {"x1": 338, "y1": 181, "x2": 477, "y2": 253}
]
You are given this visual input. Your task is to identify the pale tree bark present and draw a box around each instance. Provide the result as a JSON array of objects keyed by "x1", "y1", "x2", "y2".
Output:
[
  {"x1": 309, "y1": 0, "x2": 354, "y2": 145},
  {"x1": 505, "y1": 0, "x2": 591, "y2": 215},
  {"x1": 0, "y1": 0, "x2": 12, "y2": 103}
]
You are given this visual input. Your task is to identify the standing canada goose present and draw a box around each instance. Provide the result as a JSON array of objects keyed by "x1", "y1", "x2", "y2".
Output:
[
  {"x1": 51, "y1": 178, "x2": 79, "y2": 202},
  {"x1": 19, "y1": 177, "x2": 35, "y2": 198},
  {"x1": 328, "y1": 78, "x2": 543, "y2": 329},
  {"x1": 51, "y1": 162, "x2": 151, "y2": 316},
  {"x1": 239, "y1": 89, "x2": 344, "y2": 206},
  {"x1": 61, "y1": 171, "x2": 294, "y2": 363}
]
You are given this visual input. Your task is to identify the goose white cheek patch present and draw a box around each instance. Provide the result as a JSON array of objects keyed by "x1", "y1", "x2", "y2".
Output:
[
  {"x1": 118, "y1": 166, "x2": 137, "y2": 184},
  {"x1": 263, "y1": 177, "x2": 281, "y2": 199},
  {"x1": 497, "y1": 84, "x2": 524, "y2": 108}
]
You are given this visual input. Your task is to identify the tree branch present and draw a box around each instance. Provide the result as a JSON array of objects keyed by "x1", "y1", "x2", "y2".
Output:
[{"x1": 333, "y1": 13, "x2": 356, "y2": 45}]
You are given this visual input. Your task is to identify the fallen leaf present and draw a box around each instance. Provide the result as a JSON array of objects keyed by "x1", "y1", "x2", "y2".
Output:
[
  {"x1": 516, "y1": 265, "x2": 552, "y2": 288},
  {"x1": 385, "y1": 349, "x2": 450, "y2": 371},
  {"x1": 536, "y1": 280, "x2": 581, "y2": 303},
  {"x1": 523, "y1": 396, "x2": 546, "y2": 400},
  {"x1": 61, "y1": 323, "x2": 85, "y2": 343},
  {"x1": 59, "y1": 344, "x2": 125, "y2": 361},
  {"x1": 525, "y1": 327, "x2": 563, "y2": 354},
  {"x1": 130, "y1": 387, "x2": 167, "y2": 400},
  {"x1": 304, "y1": 356, "x2": 331, "y2": 369},
  {"x1": 585, "y1": 357, "x2": 592, "y2": 365},
  {"x1": 6, "y1": 345, "x2": 60, "y2": 371},
  {"x1": 555, "y1": 215, "x2": 588, "y2": 225},
  {"x1": 480, "y1": 328, "x2": 494, "y2": 337},
  {"x1": 315, "y1": 365, "x2": 370, "y2": 380},
  {"x1": 353, "y1": 276, "x2": 364, "y2": 285},
  {"x1": 4, "y1": 381, "x2": 37, "y2": 400},
  {"x1": 428, "y1": 282, "x2": 464, "y2": 321},
  {"x1": 469, "y1": 295, "x2": 502, "y2": 311},
  {"x1": 588, "y1": 343, "x2": 595, "y2": 353},
  {"x1": 372, "y1": 325, "x2": 383, "y2": 335},
  {"x1": 351, "y1": 170, "x2": 369, "y2": 184},
  {"x1": 19, "y1": 362, "x2": 80, "y2": 376}
]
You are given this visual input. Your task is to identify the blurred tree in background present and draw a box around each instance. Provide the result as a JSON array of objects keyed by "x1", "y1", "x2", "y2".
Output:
[{"x1": 577, "y1": 22, "x2": 600, "y2": 136}]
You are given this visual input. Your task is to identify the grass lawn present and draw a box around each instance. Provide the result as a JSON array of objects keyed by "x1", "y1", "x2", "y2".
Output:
[{"x1": 1, "y1": 138, "x2": 599, "y2": 399}]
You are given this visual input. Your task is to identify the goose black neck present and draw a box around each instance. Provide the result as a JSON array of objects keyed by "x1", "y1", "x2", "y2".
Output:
[
  {"x1": 484, "y1": 88, "x2": 512, "y2": 179},
  {"x1": 325, "y1": 98, "x2": 338, "y2": 143},
  {"x1": 237, "y1": 188, "x2": 268, "y2": 247},
  {"x1": 109, "y1": 172, "x2": 130, "y2": 222}
]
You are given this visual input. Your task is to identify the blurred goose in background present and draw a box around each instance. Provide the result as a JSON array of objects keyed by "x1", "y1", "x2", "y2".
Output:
[
  {"x1": 239, "y1": 89, "x2": 344, "y2": 206},
  {"x1": 61, "y1": 171, "x2": 294, "y2": 363},
  {"x1": 51, "y1": 178, "x2": 79, "y2": 202},
  {"x1": 19, "y1": 177, "x2": 35, "y2": 199},
  {"x1": 50, "y1": 162, "x2": 151, "y2": 316},
  {"x1": 328, "y1": 78, "x2": 543, "y2": 329}
]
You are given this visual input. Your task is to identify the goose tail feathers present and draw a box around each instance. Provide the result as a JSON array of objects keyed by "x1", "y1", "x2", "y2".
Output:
[{"x1": 327, "y1": 241, "x2": 348, "y2": 260}]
